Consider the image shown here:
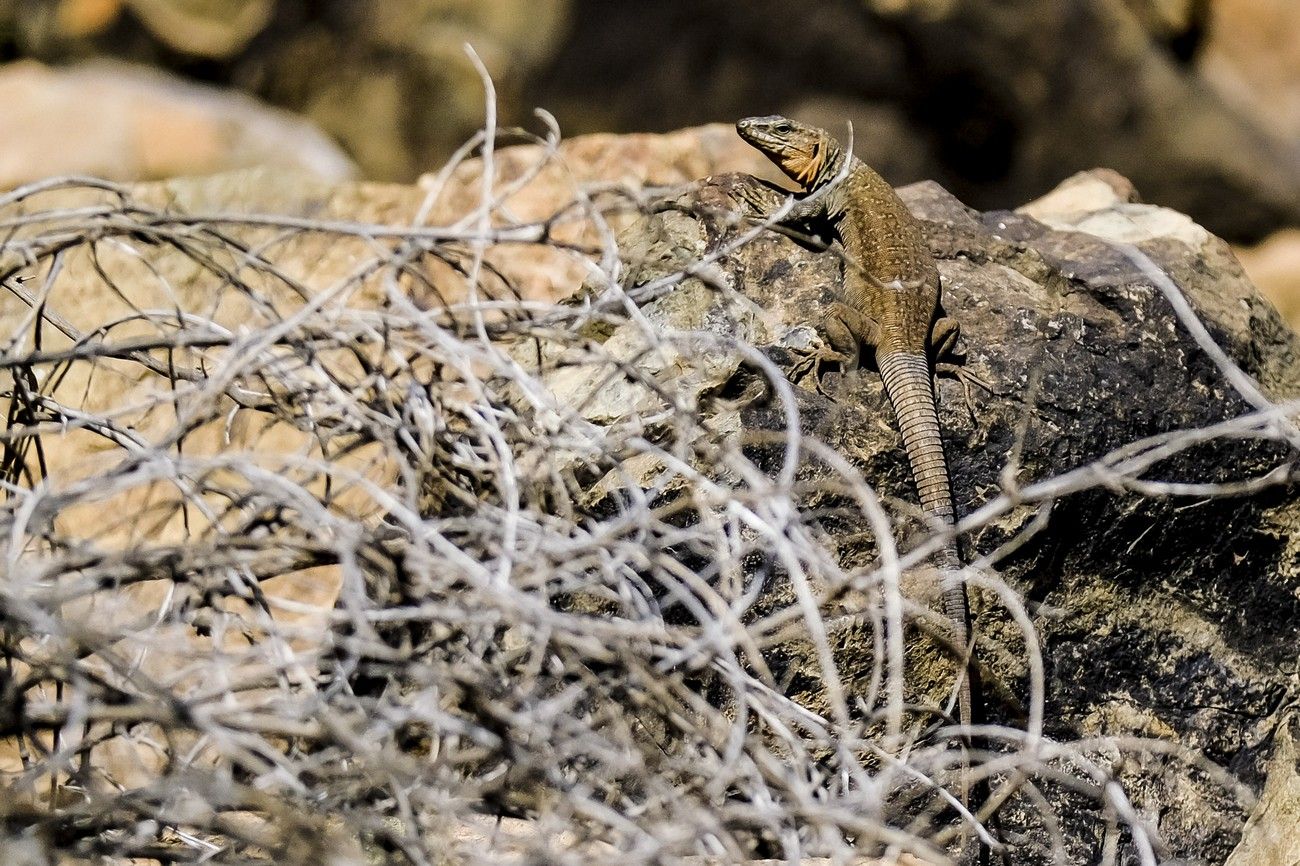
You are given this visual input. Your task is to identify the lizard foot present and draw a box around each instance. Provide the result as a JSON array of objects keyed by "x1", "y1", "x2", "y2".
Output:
[
  {"x1": 812, "y1": 352, "x2": 858, "y2": 400},
  {"x1": 938, "y1": 362, "x2": 992, "y2": 421},
  {"x1": 785, "y1": 352, "x2": 820, "y2": 389}
]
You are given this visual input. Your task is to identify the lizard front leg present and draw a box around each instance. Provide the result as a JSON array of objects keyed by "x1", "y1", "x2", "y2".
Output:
[
  {"x1": 731, "y1": 178, "x2": 786, "y2": 219},
  {"x1": 809, "y1": 302, "x2": 879, "y2": 398},
  {"x1": 778, "y1": 291, "x2": 876, "y2": 392},
  {"x1": 776, "y1": 194, "x2": 829, "y2": 225},
  {"x1": 733, "y1": 180, "x2": 828, "y2": 241}
]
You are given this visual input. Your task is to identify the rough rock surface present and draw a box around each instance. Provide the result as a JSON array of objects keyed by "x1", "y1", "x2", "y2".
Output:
[
  {"x1": 586, "y1": 165, "x2": 1300, "y2": 862},
  {"x1": 1225, "y1": 712, "x2": 1300, "y2": 866}
]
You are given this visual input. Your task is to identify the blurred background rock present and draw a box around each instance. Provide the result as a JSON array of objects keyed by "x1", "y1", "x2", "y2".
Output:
[{"x1": 0, "y1": 0, "x2": 1296, "y2": 321}]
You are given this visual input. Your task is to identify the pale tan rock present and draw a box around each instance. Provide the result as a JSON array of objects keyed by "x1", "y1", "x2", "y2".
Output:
[
  {"x1": 416, "y1": 123, "x2": 772, "y2": 303},
  {"x1": 1018, "y1": 168, "x2": 1209, "y2": 247},
  {"x1": 1200, "y1": 0, "x2": 1300, "y2": 143},
  {"x1": 1024, "y1": 169, "x2": 1300, "y2": 341},
  {"x1": 1016, "y1": 168, "x2": 1140, "y2": 224},
  {"x1": 0, "y1": 60, "x2": 357, "y2": 187},
  {"x1": 1235, "y1": 229, "x2": 1300, "y2": 333},
  {"x1": 1226, "y1": 714, "x2": 1300, "y2": 866}
]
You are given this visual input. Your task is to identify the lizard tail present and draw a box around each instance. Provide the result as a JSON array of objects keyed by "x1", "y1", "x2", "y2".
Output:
[
  {"x1": 877, "y1": 350, "x2": 976, "y2": 727},
  {"x1": 879, "y1": 350, "x2": 990, "y2": 863}
]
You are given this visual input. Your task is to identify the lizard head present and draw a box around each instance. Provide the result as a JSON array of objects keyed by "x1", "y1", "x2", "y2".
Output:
[{"x1": 736, "y1": 115, "x2": 843, "y2": 189}]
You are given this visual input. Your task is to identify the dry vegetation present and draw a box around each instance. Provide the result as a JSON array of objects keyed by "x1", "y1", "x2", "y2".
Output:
[{"x1": 0, "y1": 73, "x2": 1286, "y2": 866}]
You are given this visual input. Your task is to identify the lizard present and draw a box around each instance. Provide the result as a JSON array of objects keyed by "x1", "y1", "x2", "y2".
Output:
[{"x1": 734, "y1": 114, "x2": 983, "y2": 742}]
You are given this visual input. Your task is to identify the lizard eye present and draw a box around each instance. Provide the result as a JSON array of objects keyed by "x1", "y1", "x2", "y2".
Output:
[{"x1": 774, "y1": 121, "x2": 793, "y2": 134}]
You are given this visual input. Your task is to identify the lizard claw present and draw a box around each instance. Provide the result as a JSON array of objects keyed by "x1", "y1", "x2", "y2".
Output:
[
  {"x1": 938, "y1": 362, "x2": 991, "y2": 420},
  {"x1": 785, "y1": 353, "x2": 818, "y2": 387}
]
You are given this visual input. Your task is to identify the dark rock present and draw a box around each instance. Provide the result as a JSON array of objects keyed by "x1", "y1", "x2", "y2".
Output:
[{"x1": 579, "y1": 167, "x2": 1300, "y2": 862}]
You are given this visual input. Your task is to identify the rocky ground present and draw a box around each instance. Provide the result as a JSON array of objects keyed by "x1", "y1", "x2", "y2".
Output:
[
  {"x1": 1, "y1": 121, "x2": 1296, "y2": 863},
  {"x1": 602, "y1": 162, "x2": 1300, "y2": 864}
]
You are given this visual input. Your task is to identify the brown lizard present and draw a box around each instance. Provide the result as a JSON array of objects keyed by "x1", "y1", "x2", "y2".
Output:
[{"x1": 735, "y1": 115, "x2": 982, "y2": 737}]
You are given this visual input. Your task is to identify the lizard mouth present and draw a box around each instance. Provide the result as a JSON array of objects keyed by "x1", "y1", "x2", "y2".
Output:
[
  {"x1": 735, "y1": 116, "x2": 804, "y2": 162},
  {"x1": 734, "y1": 118, "x2": 766, "y2": 146},
  {"x1": 736, "y1": 116, "x2": 784, "y2": 150}
]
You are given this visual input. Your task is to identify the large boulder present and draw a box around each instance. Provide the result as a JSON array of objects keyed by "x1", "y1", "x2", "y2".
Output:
[
  {"x1": 544, "y1": 164, "x2": 1300, "y2": 862},
  {"x1": 0, "y1": 60, "x2": 357, "y2": 185}
]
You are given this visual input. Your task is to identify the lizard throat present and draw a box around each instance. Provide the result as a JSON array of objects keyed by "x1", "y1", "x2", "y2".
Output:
[{"x1": 795, "y1": 147, "x2": 823, "y2": 188}]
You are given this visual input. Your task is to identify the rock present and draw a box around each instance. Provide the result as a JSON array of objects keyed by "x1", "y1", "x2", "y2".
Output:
[
  {"x1": 412, "y1": 122, "x2": 773, "y2": 302},
  {"x1": 1200, "y1": 0, "x2": 1300, "y2": 144},
  {"x1": 1015, "y1": 168, "x2": 1142, "y2": 223},
  {"x1": 1226, "y1": 713, "x2": 1300, "y2": 866},
  {"x1": 0, "y1": 60, "x2": 357, "y2": 185},
  {"x1": 1235, "y1": 229, "x2": 1300, "y2": 334},
  {"x1": 587, "y1": 165, "x2": 1300, "y2": 862}
]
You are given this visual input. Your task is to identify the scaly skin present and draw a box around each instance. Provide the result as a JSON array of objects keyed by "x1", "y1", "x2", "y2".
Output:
[{"x1": 736, "y1": 115, "x2": 979, "y2": 732}]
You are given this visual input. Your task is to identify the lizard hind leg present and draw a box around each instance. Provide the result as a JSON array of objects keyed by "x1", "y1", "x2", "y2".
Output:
[
  {"x1": 816, "y1": 302, "x2": 879, "y2": 399},
  {"x1": 824, "y1": 301, "x2": 880, "y2": 372},
  {"x1": 932, "y1": 315, "x2": 991, "y2": 417},
  {"x1": 931, "y1": 315, "x2": 963, "y2": 364}
]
